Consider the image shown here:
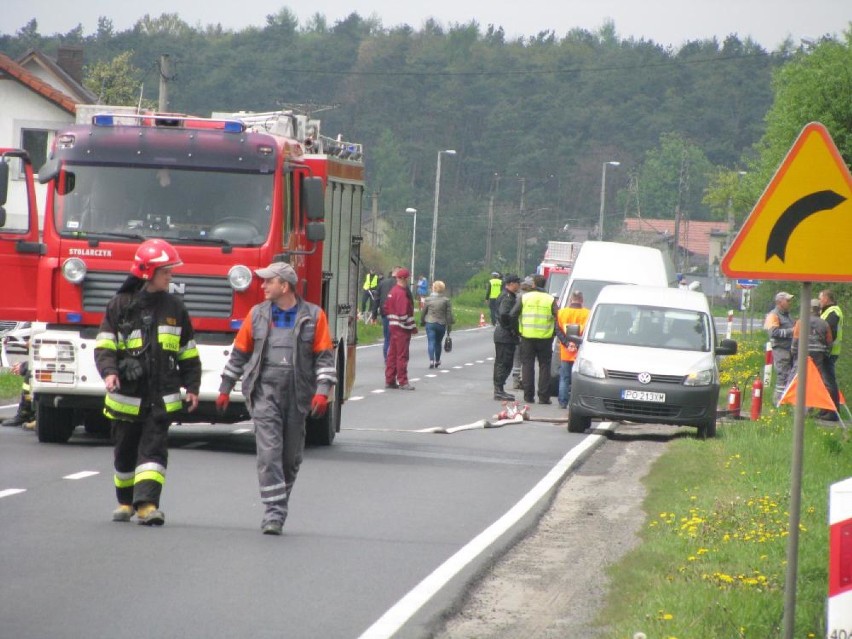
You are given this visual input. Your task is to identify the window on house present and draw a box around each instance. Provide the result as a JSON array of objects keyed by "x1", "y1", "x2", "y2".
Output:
[{"x1": 18, "y1": 129, "x2": 51, "y2": 178}]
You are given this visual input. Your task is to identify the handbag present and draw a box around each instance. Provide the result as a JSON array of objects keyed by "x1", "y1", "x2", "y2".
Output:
[{"x1": 443, "y1": 334, "x2": 453, "y2": 353}]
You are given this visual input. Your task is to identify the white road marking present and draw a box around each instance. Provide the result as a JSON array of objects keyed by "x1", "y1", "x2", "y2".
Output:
[
  {"x1": 63, "y1": 471, "x2": 99, "y2": 480},
  {"x1": 371, "y1": 389, "x2": 386, "y2": 394},
  {"x1": 464, "y1": 363, "x2": 474, "y2": 366},
  {"x1": 349, "y1": 396, "x2": 365, "y2": 401},
  {"x1": 476, "y1": 360, "x2": 485, "y2": 364},
  {"x1": 452, "y1": 366, "x2": 462, "y2": 369},
  {"x1": 356, "y1": 423, "x2": 616, "y2": 639},
  {"x1": 440, "y1": 370, "x2": 449, "y2": 374},
  {"x1": 0, "y1": 489, "x2": 26, "y2": 499},
  {"x1": 425, "y1": 374, "x2": 437, "y2": 378},
  {"x1": 409, "y1": 378, "x2": 420, "y2": 382}
]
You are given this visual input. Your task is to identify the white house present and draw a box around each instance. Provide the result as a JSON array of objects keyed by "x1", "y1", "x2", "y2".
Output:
[{"x1": 0, "y1": 47, "x2": 94, "y2": 228}]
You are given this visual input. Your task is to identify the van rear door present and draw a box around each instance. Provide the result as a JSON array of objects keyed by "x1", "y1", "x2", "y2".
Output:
[{"x1": 0, "y1": 150, "x2": 43, "y2": 321}]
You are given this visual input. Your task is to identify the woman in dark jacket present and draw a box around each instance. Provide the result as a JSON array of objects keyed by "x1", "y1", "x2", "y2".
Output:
[{"x1": 421, "y1": 280, "x2": 454, "y2": 369}]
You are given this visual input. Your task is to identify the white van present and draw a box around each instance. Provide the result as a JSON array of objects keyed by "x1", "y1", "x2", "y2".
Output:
[
  {"x1": 566, "y1": 285, "x2": 737, "y2": 439},
  {"x1": 549, "y1": 241, "x2": 677, "y2": 392}
]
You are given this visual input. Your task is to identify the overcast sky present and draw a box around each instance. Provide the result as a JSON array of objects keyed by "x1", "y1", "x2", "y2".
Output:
[{"x1": 2, "y1": 0, "x2": 849, "y2": 50}]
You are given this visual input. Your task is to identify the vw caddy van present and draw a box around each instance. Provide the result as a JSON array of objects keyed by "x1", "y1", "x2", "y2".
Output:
[{"x1": 566, "y1": 285, "x2": 737, "y2": 438}]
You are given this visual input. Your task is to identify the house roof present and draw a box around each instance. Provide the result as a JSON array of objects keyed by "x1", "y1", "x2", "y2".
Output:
[
  {"x1": 0, "y1": 52, "x2": 77, "y2": 114},
  {"x1": 622, "y1": 217, "x2": 730, "y2": 259},
  {"x1": 16, "y1": 49, "x2": 97, "y2": 104}
]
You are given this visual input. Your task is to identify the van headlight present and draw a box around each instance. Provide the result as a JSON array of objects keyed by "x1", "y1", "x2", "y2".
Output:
[
  {"x1": 684, "y1": 368, "x2": 714, "y2": 386},
  {"x1": 576, "y1": 357, "x2": 605, "y2": 379}
]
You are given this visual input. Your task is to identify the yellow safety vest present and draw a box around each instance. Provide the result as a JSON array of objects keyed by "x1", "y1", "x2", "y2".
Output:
[
  {"x1": 821, "y1": 304, "x2": 843, "y2": 356},
  {"x1": 488, "y1": 278, "x2": 502, "y2": 299},
  {"x1": 519, "y1": 290, "x2": 555, "y2": 339},
  {"x1": 363, "y1": 273, "x2": 378, "y2": 291}
]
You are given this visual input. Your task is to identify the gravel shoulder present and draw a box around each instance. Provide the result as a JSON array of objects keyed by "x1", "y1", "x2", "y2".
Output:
[{"x1": 433, "y1": 424, "x2": 685, "y2": 639}]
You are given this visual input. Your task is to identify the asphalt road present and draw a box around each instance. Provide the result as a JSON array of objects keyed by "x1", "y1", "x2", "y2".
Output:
[{"x1": 0, "y1": 326, "x2": 595, "y2": 639}]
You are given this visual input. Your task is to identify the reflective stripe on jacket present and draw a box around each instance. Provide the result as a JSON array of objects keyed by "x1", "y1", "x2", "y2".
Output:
[{"x1": 519, "y1": 290, "x2": 555, "y2": 339}]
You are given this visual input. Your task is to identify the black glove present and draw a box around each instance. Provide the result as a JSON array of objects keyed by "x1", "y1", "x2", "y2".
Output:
[{"x1": 118, "y1": 358, "x2": 144, "y2": 382}]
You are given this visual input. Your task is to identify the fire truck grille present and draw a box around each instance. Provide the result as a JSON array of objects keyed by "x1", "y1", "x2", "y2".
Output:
[{"x1": 82, "y1": 271, "x2": 234, "y2": 318}]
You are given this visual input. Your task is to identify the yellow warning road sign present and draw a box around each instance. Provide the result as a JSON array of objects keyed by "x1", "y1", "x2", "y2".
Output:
[{"x1": 721, "y1": 122, "x2": 852, "y2": 282}]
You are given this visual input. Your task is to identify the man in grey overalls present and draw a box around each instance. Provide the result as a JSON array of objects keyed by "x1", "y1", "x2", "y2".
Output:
[{"x1": 216, "y1": 262, "x2": 337, "y2": 535}]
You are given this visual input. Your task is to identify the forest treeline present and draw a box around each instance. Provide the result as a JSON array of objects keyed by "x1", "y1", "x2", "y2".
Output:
[{"x1": 2, "y1": 13, "x2": 849, "y2": 283}]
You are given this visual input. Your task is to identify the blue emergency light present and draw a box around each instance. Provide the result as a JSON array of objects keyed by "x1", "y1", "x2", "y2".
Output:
[{"x1": 92, "y1": 115, "x2": 114, "y2": 126}]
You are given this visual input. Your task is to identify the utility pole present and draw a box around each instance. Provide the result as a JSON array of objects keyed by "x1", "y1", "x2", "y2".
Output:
[
  {"x1": 371, "y1": 189, "x2": 381, "y2": 247},
  {"x1": 158, "y1": 54, "x2": 173, "y2": 112},
  {"x1": 516, "y1": 177, "x2": 526, "y2": 275},
  {"x1": 485, "y1": 174, "x2": 500, "y2": 267},
  {"x1": 671, "y1": 150, "x2": 689, "y2": 273}
]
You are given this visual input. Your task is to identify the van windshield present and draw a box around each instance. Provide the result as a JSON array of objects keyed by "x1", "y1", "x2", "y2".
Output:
[
  {"x1": 53, "y1": 164, "x2": 273, "y2": 245},
  {"x1": 587, "y1": 303, "x2": 711, "y2": 352},
  {"x1": 561, "y1": 279, "x2": 620, "y2": 308}
]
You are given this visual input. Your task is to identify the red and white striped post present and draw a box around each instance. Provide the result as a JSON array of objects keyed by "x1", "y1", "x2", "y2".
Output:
[
  {"x1": 828, "y1": 477, "x2": 852, "y2": 635},
  {"x1": 726, "y1": 309, "x2": 734, "y2": 340},
  {"x1": 763, "y1": 341, "x2": 773, "y2": 390}
]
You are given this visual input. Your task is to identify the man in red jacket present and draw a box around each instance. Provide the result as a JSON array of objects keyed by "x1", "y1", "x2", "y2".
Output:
[{"x1": 383, "y1": 268, "x2": 417, "y2": 390}]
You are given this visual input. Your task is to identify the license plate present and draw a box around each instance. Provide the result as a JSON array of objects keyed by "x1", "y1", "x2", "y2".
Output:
[{"x1": 621, "y1": 389, "x2": 666, "y2": 402}]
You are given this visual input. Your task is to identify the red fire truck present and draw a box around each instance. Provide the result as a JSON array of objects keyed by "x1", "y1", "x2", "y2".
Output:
[{"x1": 0, "y1": 107, "x2": 365, "y2": 445}]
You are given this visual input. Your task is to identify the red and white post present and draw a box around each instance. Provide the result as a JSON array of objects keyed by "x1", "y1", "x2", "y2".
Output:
[
  {"x1": 763, "y1": 341, "x2": 773, "y2": 390},
  {"x1": 828, "y1": 477, "x2": 852, "y2": 635}
]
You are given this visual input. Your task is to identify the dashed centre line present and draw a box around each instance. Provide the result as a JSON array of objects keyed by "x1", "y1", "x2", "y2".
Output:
[
  {"x1": 63, "y1": 471, "x2": 99, "y2": 480},
  {"x1": 0, "y1": 488, "x2": 26, "y2": 499}
]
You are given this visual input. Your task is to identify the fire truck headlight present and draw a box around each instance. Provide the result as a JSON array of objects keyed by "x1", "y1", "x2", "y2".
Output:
[
  {"x1": 62, "y1": 258, "x2": 87, "y2": 284},
  {"x1": 228, "y1": 265, "x2": 252, "y2": 292}
]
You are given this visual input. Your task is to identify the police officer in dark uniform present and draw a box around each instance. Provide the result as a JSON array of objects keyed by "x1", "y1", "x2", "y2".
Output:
[
  {"x1": 95, "y1": 239, "x2": 201, "y2": 526},
  {"x1": 493, "y1": 274, "x2": 521, "y2": 400}
]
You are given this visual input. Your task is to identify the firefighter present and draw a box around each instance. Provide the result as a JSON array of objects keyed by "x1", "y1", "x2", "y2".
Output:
[
  {"x1": 383, "y1": 268, "x2": 417, "y2": 390},
  {"x1": 95, "y1": 239, "x2": 201, "y2": 526},
  {"x1": 215, "y1": 262, "x2": 336, "y2": 535}
]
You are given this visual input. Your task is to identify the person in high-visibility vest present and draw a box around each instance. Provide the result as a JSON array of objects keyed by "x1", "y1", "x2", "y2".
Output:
[
  {"x1": 819, "y1": 288, "x2": 844, "y2": 421},
  {"x1": 509, "y1": 274, "x2": 561, "y2": 404},
  {"x1": 555, "y1": 290, "x2": 590, "y2": 409},
  {"x1": 485, "y1": 272, "x2": 503, "y2": 326},
  {"x1": 361, "y1": 269, "x2": 378, "y2": 315}
]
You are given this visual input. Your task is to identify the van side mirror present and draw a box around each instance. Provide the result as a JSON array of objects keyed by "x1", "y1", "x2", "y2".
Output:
[
  {"x1": 302, "y1": 177, "x2": 325, "y2": 220},
  {"x1": 38, "y1": 157, "x2": 60, "y2": 184},
  {"x1": 716, "y1": 339, "x2": 738, "y2": 356},
  {"x1": 0, "y1": 161, "x2": 8, "y2": 206}
]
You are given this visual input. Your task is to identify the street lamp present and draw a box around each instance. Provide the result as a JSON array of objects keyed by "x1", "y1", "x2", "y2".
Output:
[
  {"x1": 406, "y1": 207, "x2": 417, "y2": 295},
  {"x1": 598, "y1": 161, "x2": 620, "y2": 241},
  {"x1": 429, "y1": 149, "x2": 456, "y2": 285}
]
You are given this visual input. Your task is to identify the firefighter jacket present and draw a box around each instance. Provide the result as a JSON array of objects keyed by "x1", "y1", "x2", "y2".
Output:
[
  {"x1": 557, "y1": 304, "x2": 590, "y2": 362},
  {"x1": 821, "y1": 304, "x2": 843, "y2": 357},
  {"x1": 513, "y1": 289, "x2": 557, "y2": 339},
  {"x1": 493, "y1": 289, "x2": 519, "y2": 345},
  {"x1": 383, "y1": 284, "x2": 416, "y2": 331},
  {"x1": 218, "y1": 299, "x2": 336, "y2": 414},
  {"x1": 95, "y1": 289, "x2": 201, "y2": 422},
  {"x1": 764, "y1": 306, "x2": 794, "y2": 350}
]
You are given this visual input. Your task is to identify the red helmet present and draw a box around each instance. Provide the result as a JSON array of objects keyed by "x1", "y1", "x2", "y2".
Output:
[{"x1": 131, "y1": 239, "x2": 183, "y2": 280}]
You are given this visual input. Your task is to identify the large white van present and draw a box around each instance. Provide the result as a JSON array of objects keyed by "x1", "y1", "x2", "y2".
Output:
[
  {"x1": 549, "y1": 241, "x2": 677, "y2": 392},
  {"x1": 566, "y1": 285, "x2": 737, "y2": 438}
]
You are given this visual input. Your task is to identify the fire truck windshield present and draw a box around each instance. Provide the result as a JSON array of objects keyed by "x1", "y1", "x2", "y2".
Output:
[{"x1": 54, "y1": 164, "x2": 273, "y2": 245}]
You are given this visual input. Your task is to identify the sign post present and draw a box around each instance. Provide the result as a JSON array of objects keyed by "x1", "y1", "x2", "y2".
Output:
[{"x1": 721, "y1": 122, "x2": 852, "y2": 639}]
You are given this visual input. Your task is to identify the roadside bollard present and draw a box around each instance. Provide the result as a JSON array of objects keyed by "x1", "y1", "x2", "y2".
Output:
[
  {"x1": 750, "y1": 377, "x2": 763, "y2": 421},
  {"x1": 828, "y1": 478, "x2": 852, "y2": 636},
  {"x1": 763, "y1": 341, "x2": 773, "y2": 390}
]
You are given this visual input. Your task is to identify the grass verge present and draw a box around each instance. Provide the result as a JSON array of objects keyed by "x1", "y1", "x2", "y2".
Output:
[{"x1": 597, "y1": 336, "x2": 851, "y2": 639}]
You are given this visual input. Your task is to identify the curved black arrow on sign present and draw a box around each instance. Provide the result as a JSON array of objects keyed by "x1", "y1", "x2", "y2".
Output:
[{"x1": 766, "y1": 190, "x2": 846, "y2": 262}]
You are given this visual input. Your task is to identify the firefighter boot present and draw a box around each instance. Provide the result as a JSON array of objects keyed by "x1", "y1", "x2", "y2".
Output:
[
  {"x1": 136, "y1": 503, "x2": 165, "y2": 526},
  {"x1": 112, "y1": 504, "x2": 134, "y2": 522},
  {"x1": 493, "y1": 386, "x2": 515, "y2": 401}
]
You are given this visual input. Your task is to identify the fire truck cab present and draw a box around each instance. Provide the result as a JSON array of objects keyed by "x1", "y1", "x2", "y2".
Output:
[{"x1": 0, "y1": 108, "x2": 364, "y2": 446}]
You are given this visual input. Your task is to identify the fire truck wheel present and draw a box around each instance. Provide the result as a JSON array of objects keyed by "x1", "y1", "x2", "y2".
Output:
[
  {"x1": 35, "y1": 399, "x2": 76, "y2": 443},
  {"x1": 305, "y1": 395, "x2": 340, "y2": 446},
  {"x1": 567, "y1": 410, "x2": 591, "y2": 434},
  {"x1": 697, "y1": 418, "x2": 717, "y2": 440}
]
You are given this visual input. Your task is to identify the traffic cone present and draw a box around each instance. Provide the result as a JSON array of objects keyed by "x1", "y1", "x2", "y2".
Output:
[{"x1": 479, "y1": 313, "x2": 487, "y2": 327}]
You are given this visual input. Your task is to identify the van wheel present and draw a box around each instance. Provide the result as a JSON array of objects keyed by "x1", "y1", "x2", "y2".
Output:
[
  {"x1": 36, "y1": 399, "x2": 76, "y2": 443},
  {"x1": 305, "y1": 395, "x2": 340, "y2": 446},
  {"x1": 698, "y1": 418, "x2": 717, "y2": 439},
  {"x1": 567, "y1": 411, "x2": 591, "y2": 434},
  {"x1": 83, "y1": 410, "x2": 112, "y2": 438}
]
